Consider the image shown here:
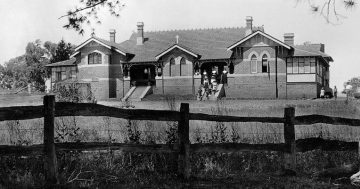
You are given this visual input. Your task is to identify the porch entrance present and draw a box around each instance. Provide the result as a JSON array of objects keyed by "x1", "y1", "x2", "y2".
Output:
[
  {"x1": 200, "y1": 62, "x2": 227, "y2": 83},
  {"x1": 130, "y1": 65, "x2": 156, "y2": 86}
]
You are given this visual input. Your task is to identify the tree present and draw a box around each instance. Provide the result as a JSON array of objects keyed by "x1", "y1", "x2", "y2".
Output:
[
  {"x1": 0, "y1": 39, "x2": 74, "y2": 91},
  {"x1": 343, "y1": 77, "x2": 360, "y2": 95},
  {"x1": 51, "y1": 39, "x2": 74, "y2": 63},
  {"x1": 25, "y1": 40, "x2": 50, "y2": 91},
  {"x1": 60, "y1": 0, "x2": 125, "y2": 35},
  {"x1": 298, "y1": 0, "x2": 357, "y2": 23}
]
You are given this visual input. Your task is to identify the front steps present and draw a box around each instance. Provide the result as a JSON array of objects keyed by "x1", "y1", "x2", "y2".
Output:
[{"x1": 122, "y1": 86, "x2": 153, "y2": 102}]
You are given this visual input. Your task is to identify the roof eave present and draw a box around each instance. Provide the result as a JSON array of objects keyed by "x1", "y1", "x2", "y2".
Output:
[
  {"x1": 227, "y1": 30, "x2": 292, "y2": 51},
  {"x1": 155, "y1": 44, "x2": 201, "y2": 60},
  {"x1": 74, "y1": 37, "x2": 128, "y2": 56}
]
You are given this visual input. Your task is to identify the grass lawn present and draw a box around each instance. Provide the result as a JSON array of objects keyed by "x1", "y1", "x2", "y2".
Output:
[{"x1": 2, "y1": 94, "x2": 360, "y2": 188}]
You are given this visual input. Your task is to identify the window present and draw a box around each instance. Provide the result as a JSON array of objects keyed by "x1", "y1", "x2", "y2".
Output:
[
  {"x1": 170, "y1": 58, "x2": 175, "y2": 65},
  {"x1": 180, "y1": 57, "x2": 186, "y2": 76},
  {"x1": 293, "y1": 58, "x2": 298, "y2": 73},
  {"x1": 250, "y1": 54, "x2": 257, "y2": 73},
  {"x1": 298, "y1": 58, "x2": 304, "y2": 73},
  {"x1": 304, "y1": 58, "x2": 310, "y2": 73},
  {"x1": 56, "y1": 72, "x2": 61, "y2": 81},
  {"x1": 180, "y1": 57, "x2": 186, "y2": 65},
  {"x1": 88, "y1": 52, "x2": 102, "y2": 64},
  {"x1": 169, "y1": 58, "x2": 175, "y2": 76},
  {"x1": 261, "y1": 54, "x2": 268, "y2": 73},
  {"x1": 287, "y1": 58, "x2": 293, "y2": 73},
  {"x1": 310, "y1": 58, "x2": 316, "y2": 73}
]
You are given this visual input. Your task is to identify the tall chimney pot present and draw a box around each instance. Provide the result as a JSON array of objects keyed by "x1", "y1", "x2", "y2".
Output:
[
  {"x1": 284, "y1": 33, "x2": 295, "y2": 46},
  {"x1": 109, "y1": 29, "x2": 116, "y2": 42},
  {"x1": 245, "y1": 16, "x2": 253, "y2": 36},
  {"x1": 137, "y1": 22, "x2": 144, "y2": 45}
]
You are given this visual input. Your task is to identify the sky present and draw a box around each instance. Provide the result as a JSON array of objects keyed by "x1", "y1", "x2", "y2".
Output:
[{"x1": 0, "y1": 0, "x2": 359, "y2": 91}]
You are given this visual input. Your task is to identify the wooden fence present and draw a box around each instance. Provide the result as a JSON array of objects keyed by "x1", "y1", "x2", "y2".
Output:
[{"x1": 1, "y1": 95, "x2": 360, "y2": 186}]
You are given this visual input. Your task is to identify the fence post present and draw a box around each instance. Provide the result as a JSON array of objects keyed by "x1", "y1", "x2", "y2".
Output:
[
  {"x1": 284, "y1": 106, "x2": 296, "y2": 170},
  {"x1": 43, "y1": 95, "x2": 58, "y2": 186},
  {"x1": 178, "y1": 103, "x2": 190, "y2": 180}
]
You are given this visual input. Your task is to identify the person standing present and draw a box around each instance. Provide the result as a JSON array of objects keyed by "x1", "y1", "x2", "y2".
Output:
[
  {"x1": 333, "y1": 86, "x2": 337, "y2": 100},
  {"x1": 320, "y1": 87, "x2": 325, "y2": 98},
  {"x1": 220, "y1": 70, "x2": 228, "y2": 86}
]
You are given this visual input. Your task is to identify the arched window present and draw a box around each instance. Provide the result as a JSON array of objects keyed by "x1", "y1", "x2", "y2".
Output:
[
  {"x1": 88, "y1": 52, "x2": 102, "y2": 64},
  {"x1": 250, "y1": 54, "x2": 257, "y2": 73},
  {"x1": 169, "y1": 58, "x2": 175, "y2": 76},
  {"x1": 180, "y1": 57, "x2": 186, "y2": 76},
  {"x1": 180, "y1": 57, "x2": 186, "y2": 65},
  {"x1": 262, "y1": 54, "x2": 268, "y2": 73}
]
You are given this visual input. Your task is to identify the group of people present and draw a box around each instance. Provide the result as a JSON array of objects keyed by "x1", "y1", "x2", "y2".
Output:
[
  {"x1": 320, "y1": 86, "x2": 337, "y2": 99},
  {"x1": 197, "y1": 70, "x2": 228, "y2": 100}
]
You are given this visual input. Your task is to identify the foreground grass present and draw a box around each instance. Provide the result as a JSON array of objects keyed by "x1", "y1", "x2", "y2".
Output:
[{"x1": 1, "y1": 150, "x2": 358, "y2": 188}]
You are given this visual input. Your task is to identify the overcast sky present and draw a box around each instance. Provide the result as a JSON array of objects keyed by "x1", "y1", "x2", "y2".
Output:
[{"x1": 0, "y1": 0, "x2": 359, "y2": 90}]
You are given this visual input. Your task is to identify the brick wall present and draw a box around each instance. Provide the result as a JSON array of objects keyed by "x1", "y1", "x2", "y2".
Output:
[
  {"x1": 161, "y1": 48, "x2": 195, "y2": 77},
  {"x1": 153, "y1": 76, "x2": 194, "y2": 95},
  {"x1": 75, "y1": 42, "x2": 127, "y2": 100},
  {"x1": 286, "y1": 83, "x2": 318, "y2": 99},
  {"x1": 225, "y1": 74, "x2": 286, "y2": 99}
]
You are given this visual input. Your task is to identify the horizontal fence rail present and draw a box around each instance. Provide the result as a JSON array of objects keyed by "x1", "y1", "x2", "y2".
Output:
[
  {"x1": 1, "y1": 94, "x2": 360, "y2": 186},
  {"x1": 1, "y1": 139, "x2": 357, "y2": 155}
]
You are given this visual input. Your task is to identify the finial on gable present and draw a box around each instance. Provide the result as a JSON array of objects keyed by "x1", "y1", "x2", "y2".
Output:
[{"x1": 176, "y1": 35, "x2": 179, "y2": 44}]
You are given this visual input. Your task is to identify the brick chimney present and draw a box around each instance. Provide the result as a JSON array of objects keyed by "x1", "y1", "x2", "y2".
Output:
[
  {"x1": 245, "y1": 16, "x2": 253, "y2": 36},
  {"x1": 109, "y1": 29, "x2": 116, "y2": 42},
  {"x1": 320, "y1": 43, "x2": 325, "y2": 52},
  {"x1": 137, "y1": 22, "x2": 144, "y2": 45},
  {"x1": 284, "y1": 33, "x2": 295, "y2": 46}
]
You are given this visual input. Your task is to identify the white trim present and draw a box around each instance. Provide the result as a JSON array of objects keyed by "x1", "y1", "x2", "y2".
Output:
[
  {"x1": 248, "y1": 51, "x2": 259, "y2": 60},
  {"x1": 227, "y1": 30, "x2": 292, "y2": 51},
  {"x1": 114, "y1": 49, "x2": 126, "y2": 55},
  {"x1": 75, "y1": 38, "x2": 126, "y2": 56},
  {"x1": 155, "y1": 44, "x2": 199, "y2": 60},
  {"x1": 76, "y1": 38, "x2": 111, "y2": 51},
  {"x1": 260, "y1": 51, "x2": 271, "y2": 59},
  {"x1": 70, "y1": 51, "x2": 79, "y2": 58}
]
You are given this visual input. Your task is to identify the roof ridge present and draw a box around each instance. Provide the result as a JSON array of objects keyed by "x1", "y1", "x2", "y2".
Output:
[{"x1": 146, "y1": 26, "x2": 245, "y2": 33}]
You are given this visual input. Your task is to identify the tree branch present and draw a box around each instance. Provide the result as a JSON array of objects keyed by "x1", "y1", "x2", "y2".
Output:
[{"x1": 58, "y1": 0, "x2": 107, "y2": 19}]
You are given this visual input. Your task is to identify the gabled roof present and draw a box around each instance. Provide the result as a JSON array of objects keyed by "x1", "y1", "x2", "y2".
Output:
[
  {"x1": 73, "y1": 37, "x2": 130, "y2": 56},
  {"x1": 227, "y1": 30, "x2": 292, "y2": 50},
  {"x1": 45, "y1": 57, "x2": 76, "y2": 67},
  {"x1": 117, "y1": 27, "x2": 248, "y2": 63},
  {"x1": 155, "y1": 43, "x2": 201, "y2": 60},
  {"x1": 293, "y1": 44, "x2": 333, "y2": 62}
]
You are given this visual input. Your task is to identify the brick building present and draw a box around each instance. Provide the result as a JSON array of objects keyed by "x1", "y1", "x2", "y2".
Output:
[{"x1": 46, "y1": 16, "x2": 333, "y2": 100}]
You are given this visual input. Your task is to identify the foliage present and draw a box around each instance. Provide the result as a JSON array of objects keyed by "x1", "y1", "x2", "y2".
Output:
[
  {"x1": 298, "y1": 0, "x2": 357, "y2": 24},
  {"x1": 54, "y1": 81, "x2": 96, "y2": 103},
  {"x1": 164, "y1": 96, "x2": 178, "y2": 144},
  {"x1": 60, "y1": 0, "x2": 125, "y2": 35},
  {"x1": 0, "y1": 39, "x2": 74, "y2": 92},
  {"x1": 24, "y1": 40, "x2": 50, "y2": 91},
  {"x1": 51, "y1": 39, "x2": 75, "y2": 63},
  {"x1": 125, "y1": 120, "x2": 141, "y2": 144},
  {"x1": 0, "y1": 55, "x2": 27, "y2": 89},
  {"x1": 343, "y1": 77, "x2": 360, "y2": 96}
]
